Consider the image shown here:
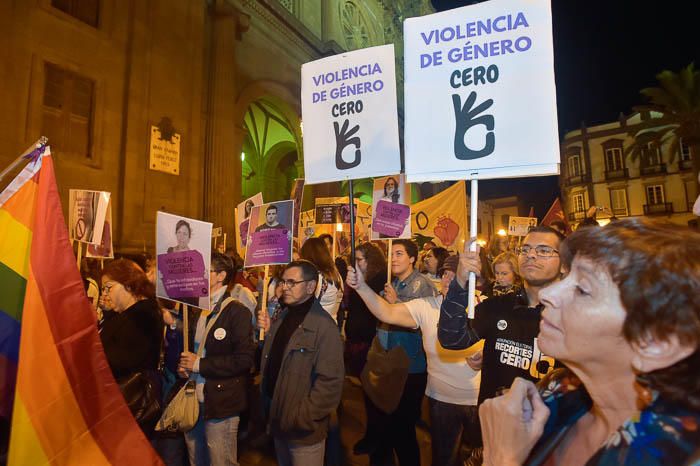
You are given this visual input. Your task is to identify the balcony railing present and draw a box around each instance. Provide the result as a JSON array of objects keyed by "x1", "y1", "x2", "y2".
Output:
[
  {"x1": 611, "y1": 207, "x2": 628, "y2": 217},
  {"x1": 643, "y1": 202, "x2": 673, "y2": 215},
  {"x1": 604, "y1": 168, "x2": 628, "y2": 181},
  {"x1": 680, "y1": 158, "x2": 693, "y2": 171},
  {"x1": 640, "y1": 164, "x2": 667, "y2": 176},
  {"x1": 566, "y1": 173, "x2": 591, "y2": 186},
  {"x1": 568, "y1": 211, "x2": 586, "y2": 222}
]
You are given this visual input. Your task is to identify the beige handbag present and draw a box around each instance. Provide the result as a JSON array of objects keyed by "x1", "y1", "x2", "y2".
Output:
[{"x1": 155, "y1": 298, "x2": 233, "y2": 432}]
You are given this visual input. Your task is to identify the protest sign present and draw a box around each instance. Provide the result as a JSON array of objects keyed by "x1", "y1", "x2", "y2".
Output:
[
  {"x1": 245, "y1": 200, "x2": 294, "y2": 267},
  {"x1": 86, "y1": 201, "x2": 114, "y2": 258},
  {"x1": 235, "y1": 193, "x2": 263, "y2": 254},
  {"x1": 403, "y1": 0, "x2": 559, "y2": 182},
  {"x1": 68, "y1": 190, "x2": 110, "y2": 245},
  {"x1": 371, "y1": 174, "x2": 411, "y2": 239},
  {"x1": 410, "y1": 181, "x2": 468, "y2": 250},
  {"x1": 315, "y1": 201, "x2": 358, "y2": 225},
  {"x1": 156, "y1": 212, "x2": 212, "y2": 309},
  {"x1": 508, "y1": 216, "x2": 538, "y2": 236},
  {"x1": 301, "y1": 44, "x2": 401, "y2": 184}
]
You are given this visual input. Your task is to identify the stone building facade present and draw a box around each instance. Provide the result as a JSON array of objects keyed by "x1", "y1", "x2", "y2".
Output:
[{"x1": 0, "y1": 0, "x2": 432, "y2": 252}]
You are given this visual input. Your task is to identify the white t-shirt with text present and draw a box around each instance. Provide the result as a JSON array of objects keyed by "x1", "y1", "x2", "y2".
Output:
[{"x1": 404, "y1": 295, "x2": 482, "y2": 406}]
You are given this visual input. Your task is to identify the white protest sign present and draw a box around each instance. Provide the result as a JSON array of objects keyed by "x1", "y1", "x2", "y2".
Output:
[
  {"x1": 68, "y1": 190, "x2": 110, "y2": 245},
  {"x1": 508, "y1": 216, "x2": 538, "y2": 236},
  {"x1": 301, "y1": 44, "x2": 401, "y2": 184},
  {"x1": 403, "y1": 0, "x2": 560, "y2": 182},
  {"x1": 211, "y1": 227, "x2": 223, "y2": 238}
]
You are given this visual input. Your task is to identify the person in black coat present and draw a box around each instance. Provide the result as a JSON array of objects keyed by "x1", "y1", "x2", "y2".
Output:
[
  {"x1": 100, "y1": 259, "x2": 163, "y2": 435},
  {"x1": 178, "y1": 252, "x2": 255, "y2": 466}
]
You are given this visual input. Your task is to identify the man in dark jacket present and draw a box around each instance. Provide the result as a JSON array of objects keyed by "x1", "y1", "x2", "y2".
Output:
[
  {"x1": 438, "y1": 227, "x2": 563, "y2": 404},
  {"x1": 179, "y1": 252, "x2": 255, "y2": 466},
  {"x1": 259, "y1": 260, "x2": 344, "y2": 466}
]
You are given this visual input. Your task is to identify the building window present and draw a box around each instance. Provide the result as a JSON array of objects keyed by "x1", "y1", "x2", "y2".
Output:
[
  {"x1": 340, "y1": 1, "x2": 370, "y2": 50},
  {"x1": 568, "y1": 154, "x2": 581, "y2": 177},
  {"x1": 51, "y1": 0, "x2": 99, "y2": 27},
  {"x1": 573, "y1": 193, "x2": 585, "y2": 213},
  {"x1": 610, "y1": 188, "x2": 628, "y2": 216},
  {"x1": 680, "y1": 138, "x2": 692, "y2": 161},
  {"x1": 644, "y1": 142, "x2": 662, "y2": 166},
  {"x1": 605, "y1": 148, "x2": 624, "y2": 171},
  {"x1": 646, "y1": 184, "x2": 665, "y2": 205},
  {"x1": 42, "y1": 62, "x2": 95, "y2": 159}
]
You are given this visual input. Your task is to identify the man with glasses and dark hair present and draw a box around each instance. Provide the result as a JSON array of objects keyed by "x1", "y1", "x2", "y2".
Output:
[
  {"x1": 439, "y1": 226, "x2": 563, "y2": 405},
  {"x1": 259, "y1": 260, "x2": 344, "y2": 466}
]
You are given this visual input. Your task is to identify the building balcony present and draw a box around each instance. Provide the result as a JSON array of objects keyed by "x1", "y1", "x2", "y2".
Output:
[
  {"x1": 566, "y1": 173, "x2": 591, "y2": 186},
  {"x1": 604, "y1": 168, "x2": 628, "y2": 181},
  {"x1": 568, "y1": 211, "x2": 586, "y2": 222},
  {"x1": 640, "y1": 164, "x2": 667, "y2": 176},
  {"x1": 679, "y1": 158, "x2": 693, "y2": 171},
  {"x1": 643, "y1": 203, "x2": 673, "y2": 215}
]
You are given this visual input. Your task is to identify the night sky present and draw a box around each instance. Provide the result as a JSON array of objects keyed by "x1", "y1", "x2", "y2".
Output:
[{"x1": 431, "y1": 0, "x2": 698, "y2": 217}]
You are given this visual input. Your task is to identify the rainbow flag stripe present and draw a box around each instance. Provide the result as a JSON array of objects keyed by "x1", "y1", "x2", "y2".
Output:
[{"x1": 1, "y1": 151, "x2": 162, "y2": 465}]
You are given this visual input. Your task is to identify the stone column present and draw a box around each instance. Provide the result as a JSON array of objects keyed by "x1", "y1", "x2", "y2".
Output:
[{"x1": 204, "y1": 1, "x2": 248, "y2": 238}]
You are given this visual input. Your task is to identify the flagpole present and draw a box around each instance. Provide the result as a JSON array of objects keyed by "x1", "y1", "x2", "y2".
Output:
[
  {"x1": 386, "y1": 238, "x2": 392, "y2": 286},
  {"x1": 0, "y1": 137, "x2": 48, "y2": 184}
]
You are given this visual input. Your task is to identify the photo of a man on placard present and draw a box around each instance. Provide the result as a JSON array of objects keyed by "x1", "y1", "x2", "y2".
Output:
[
  {"x1": 255, "y1": 204, "x2": 288, "y2": 232},
  {"x1": 244, "y1": 200, "x2": 294, "y2": 267}
]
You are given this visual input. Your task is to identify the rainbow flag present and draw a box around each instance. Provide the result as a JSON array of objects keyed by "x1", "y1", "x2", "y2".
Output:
[{"x1": 0, "y1": 149, "x2": 162, "y2": 465}]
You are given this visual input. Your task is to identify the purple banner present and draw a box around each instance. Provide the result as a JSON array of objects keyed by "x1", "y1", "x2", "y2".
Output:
[
  {"x1": 157, "y1": 250, "x2": 208, "y2": 298},
  {"x1": 373, "y1": 200, "x2": 411, "y2": 237},
  {"x1": 245, "y1": 229, "x2": 292, "y2": 266}
]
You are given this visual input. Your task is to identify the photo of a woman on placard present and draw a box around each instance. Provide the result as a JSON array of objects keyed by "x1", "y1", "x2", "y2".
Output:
[
  {"x1": 244, "y1": 199, "x2": 255, "y2": 219},
  {"x1": 168, "y1": 220, "x2": 192, "y2": 253},
  {"x1": 382, "y1": 176, "x2": 400, "y2": 203},
  {"x1": 165, "y1": 219, "x2": 203, "y2": 307}
]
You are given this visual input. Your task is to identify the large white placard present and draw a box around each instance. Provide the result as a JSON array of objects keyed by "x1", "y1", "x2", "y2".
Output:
[
  {"x1": 301, "y1": 44, "x2": 401, "y2": 184},
  {"x1": 404, "y1": 0, "x2": 560, "y2": 182}
]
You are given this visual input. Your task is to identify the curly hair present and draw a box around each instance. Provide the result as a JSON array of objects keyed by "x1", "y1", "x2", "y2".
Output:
[
  {"x1": 101, "y1": 258, "x2": 155, "y2": 299},
  {"x1": 561, "y1": 218, "x2": 700, "y2": 409}
]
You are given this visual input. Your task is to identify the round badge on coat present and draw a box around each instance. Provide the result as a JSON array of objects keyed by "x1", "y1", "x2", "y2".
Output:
[
  {"x1": 497, "y1": 320, "x2": 508, "y2": 331},
  {"x1": 214, "y1": 328, "x2": 227, "y2": 340}
]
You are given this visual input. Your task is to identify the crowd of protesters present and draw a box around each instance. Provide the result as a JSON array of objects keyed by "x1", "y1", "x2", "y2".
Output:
[{"x1": 75, "y1": 212, "x2": 700, "y2": 466}]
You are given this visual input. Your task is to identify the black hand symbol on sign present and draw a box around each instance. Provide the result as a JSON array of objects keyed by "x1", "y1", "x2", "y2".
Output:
[
  {"x1": 334, "y1": 119, "x2": 361, "y2": 170},
  {"x1": 452, "y1": 92, "x2": 495, "y2": 160}
]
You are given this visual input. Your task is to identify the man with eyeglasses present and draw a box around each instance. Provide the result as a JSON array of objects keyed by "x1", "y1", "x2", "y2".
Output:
[
  {"x1": 259, "y1": 260, "x2": 344, "y2": 466},
  {"x1": 438, "y1": 226, "x2": 564, "y2": 405}
]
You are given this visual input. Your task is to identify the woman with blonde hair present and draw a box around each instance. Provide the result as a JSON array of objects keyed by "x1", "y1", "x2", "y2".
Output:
[{"x1": 490, "y1": 251, "x2": 522, "y2": 296}]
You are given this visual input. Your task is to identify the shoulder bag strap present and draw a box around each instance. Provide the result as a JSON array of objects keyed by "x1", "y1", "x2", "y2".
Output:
[{"x1": 195, "y1": 297, "x2": 235, "y2": 357}]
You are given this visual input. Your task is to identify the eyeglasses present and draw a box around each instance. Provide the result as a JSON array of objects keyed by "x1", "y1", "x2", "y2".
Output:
[
  {"x1": 517, "y1": 245, "x2": 559, "y2": 258},
  {"x1": 280, "y1": 279, "x2": 310, "y2": 288},
  {"x1": 101, "y1": 281, "x2": 116, "y2": 293}
]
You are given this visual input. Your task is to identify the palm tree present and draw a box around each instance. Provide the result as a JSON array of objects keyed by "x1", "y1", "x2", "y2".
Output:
[{"x1": 625, "y1": 63, "x2": 700, "y2": 190}]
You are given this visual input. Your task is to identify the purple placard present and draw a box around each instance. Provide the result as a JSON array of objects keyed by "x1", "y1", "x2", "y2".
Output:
[
  {"x1": 373, "y1": 200, "x2": 411, "y2": 237},
  {"x1": 245, "y1": 229, "x2": 292, "y2": 266},
  {"x1": 157, "y1": 250, "x2": 208, "y2": 298}
]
